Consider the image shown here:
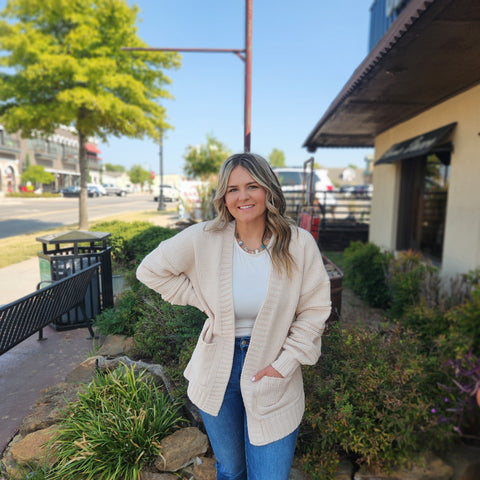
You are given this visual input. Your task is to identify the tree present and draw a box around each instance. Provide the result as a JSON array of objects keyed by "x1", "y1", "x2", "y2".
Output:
[
  {"x1": 0, "y1": 0, "x2": 180, "y2": 229},
  {"x1": 184, "y1": 134, "x2": 231, "y2": 180},
  {"x1": 129, "y1": 164, "x2": 151, "y2": 191},
  {"x1": 268, "y1": 148, "x2": 286, "y2": 167},
  {"x1": 104, "y1": 163, "x2": 126, "y2": 173},
  {"x1": 21, "y1": 165, "x2": 54, "y2": 188}
]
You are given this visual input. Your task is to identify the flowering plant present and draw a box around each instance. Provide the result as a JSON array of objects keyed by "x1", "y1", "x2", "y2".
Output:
[{"x1": 434, "y1": 350, "x2": 480, "y2": 441}]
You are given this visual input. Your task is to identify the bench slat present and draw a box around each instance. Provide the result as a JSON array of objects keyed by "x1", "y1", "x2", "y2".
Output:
[{"x1": 0, "y1": 263, "x2": 100, "y2": 355}]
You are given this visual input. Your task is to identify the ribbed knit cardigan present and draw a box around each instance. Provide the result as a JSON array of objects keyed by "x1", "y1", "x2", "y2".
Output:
[{"x1": 136, "y1": 220, "x2": 331, "y2": 446}]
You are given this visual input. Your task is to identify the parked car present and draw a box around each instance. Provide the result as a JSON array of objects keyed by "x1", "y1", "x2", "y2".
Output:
[
  {"x1": 103, "y1": 183, "x2": 128, "y2": 196},
  {"x1": 340, "y1": 184, "x2": 373, "y2": 199},
  {"x1": 154, "y1": 185, "x2": 179, "y2": 202},
  {"x1": 60, "y1": 185, "x2": 102, "y2": 198},
  {"x1": 87, "y1": 183, "x2": 106, "y2": 196},
  {"x1": 273, "y1": 167, "x2": 337, "y2": 212}
]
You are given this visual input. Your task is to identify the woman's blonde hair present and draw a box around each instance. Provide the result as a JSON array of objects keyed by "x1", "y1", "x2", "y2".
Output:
[{"x1": 208, "y1": 153, "x2": 296, "y2": 275}]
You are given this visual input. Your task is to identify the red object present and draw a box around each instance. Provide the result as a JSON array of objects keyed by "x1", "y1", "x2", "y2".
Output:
[
  {"x1": 85, "y1": 143, "x2": 101, "y2": 154},
  {"x1": 151, "y1": 171, "x2": 155, "y2": 179},
  {"x1": 299, "y1": 213, "x2": 319, "y2": 240}
]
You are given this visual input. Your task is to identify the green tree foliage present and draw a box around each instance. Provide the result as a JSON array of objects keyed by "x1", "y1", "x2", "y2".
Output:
[
  {"x1": 183, "y1": 134, "x2": 230, "y2": 180},
  {"x1": 21, "y1": 164, "x2": 54, "y2": 187},
  {"x1": 0, "y1": 0, "x2": 180, "y2": 229},
  {"x1": 268, "y1": 148, "x2": 286, "y2": 167},
  {"x1": 129, "y1": 164, "x2": 151, "y2": 190},
  {"x1": 104, "y1": 162, "x2": 126, "y2": 173}
]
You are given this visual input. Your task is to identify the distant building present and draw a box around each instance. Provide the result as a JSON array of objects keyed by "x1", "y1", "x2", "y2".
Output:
[{"x1": 0, "y1": 125, "x2": 100, "y2": 193}]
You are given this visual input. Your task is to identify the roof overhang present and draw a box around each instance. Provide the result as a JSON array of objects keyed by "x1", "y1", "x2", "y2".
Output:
[{"x1": 304, "y1": 0, "x2": 480, "y2": 151}]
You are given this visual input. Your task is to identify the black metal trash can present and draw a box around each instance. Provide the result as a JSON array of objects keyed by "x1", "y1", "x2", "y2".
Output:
[{"x1": 37, "y1": 230, "x2": 113, "y2": 331}]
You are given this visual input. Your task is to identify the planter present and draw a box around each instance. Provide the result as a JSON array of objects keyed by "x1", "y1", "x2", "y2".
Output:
[{"x1": 322, "y1": 254, "x2": 344, "y2": 329}]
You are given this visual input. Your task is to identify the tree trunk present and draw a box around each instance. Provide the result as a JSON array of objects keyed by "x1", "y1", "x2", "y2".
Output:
[{"x1": 78, "y1": 129, "x2": 89, "y2": 230}]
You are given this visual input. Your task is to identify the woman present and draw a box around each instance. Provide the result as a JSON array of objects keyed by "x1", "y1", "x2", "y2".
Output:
[{"x1": 137, "y1": 153, "x2": 331, "y2": 479}]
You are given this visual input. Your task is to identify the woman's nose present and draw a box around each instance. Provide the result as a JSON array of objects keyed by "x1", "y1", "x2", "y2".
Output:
[{"x1": 238, "y1": 188, "x2": 250, "y2": 200}]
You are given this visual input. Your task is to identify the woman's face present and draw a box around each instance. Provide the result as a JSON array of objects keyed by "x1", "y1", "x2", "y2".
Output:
[{"x1": 224, "y1": 166, "x2": 267, "y2": 225}]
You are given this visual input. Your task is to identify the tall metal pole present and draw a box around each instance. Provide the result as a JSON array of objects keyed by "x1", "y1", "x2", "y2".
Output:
[
  {"x1": 157, "y1": 129, "x2": 165, "y2": 211},
  {"x1": 122, "y1": 0, "x2": 253, "y2": 154},
  {"x1": 244, "y1": 0, "x2": 252, "y2": 152}
]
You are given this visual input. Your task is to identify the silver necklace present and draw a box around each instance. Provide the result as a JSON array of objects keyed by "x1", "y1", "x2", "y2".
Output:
[{"x1": 235, "y1": 231, "x2": 270, "y2": 254}]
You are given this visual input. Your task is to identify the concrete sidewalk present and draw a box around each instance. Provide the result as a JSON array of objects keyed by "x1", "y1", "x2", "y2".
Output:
[
  {"x1": 0, "y1": 211, "x2": 179, "y2": 454},
  {"x1": 0, "y1": 255, "x2": 102, "y2": 454}
]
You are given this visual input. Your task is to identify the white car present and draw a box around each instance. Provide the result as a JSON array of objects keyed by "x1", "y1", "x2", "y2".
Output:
[
  {"x1": 154, "y1": 185, "x2": 179, "y2": 202},
  {"x1": 87, "y1": 183, "x2": 106, "y2": 196},
  {"x1": 273, "y1": 167, "x2": 336, "y2": 212}
]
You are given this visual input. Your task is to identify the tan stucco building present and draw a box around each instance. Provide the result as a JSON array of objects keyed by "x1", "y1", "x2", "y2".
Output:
[{"x1": 304, "y1": 0, "x2": 480, "y2": 277}]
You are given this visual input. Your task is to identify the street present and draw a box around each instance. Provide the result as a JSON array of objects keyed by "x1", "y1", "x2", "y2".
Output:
[{"x1": 0, "y1": 193, "x2": 160, "y2": 239}]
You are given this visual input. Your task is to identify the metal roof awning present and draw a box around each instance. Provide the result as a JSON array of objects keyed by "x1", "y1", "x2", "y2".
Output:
[
  {"x1": 303, "y1": 0, "x2": 480, "y2": 151},
  {"x1": 374, "y1": 123, "x2": 456, "y2": 165}
]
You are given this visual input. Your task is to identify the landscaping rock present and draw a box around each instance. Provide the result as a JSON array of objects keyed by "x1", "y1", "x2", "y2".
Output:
[
  {"x1": 19, "y1": 382, "x2": 83, "y2": 436},
  {"x1": 443, "y1": 443, "x2": 480, "y2": 480},
  {"x1": 193, "y1": 456, "x2": 216, "y2": 480},
  {"x1": 354, "y1": 452, "x2": 454, "y2": 480},
  {"x1": 3, "y1": 426, "x2": 57, "y2": 478},
  {"x1": 139, "y1": 471, "x2": 178, "y2": 480},
  {"x1": 65, "y1": 356, "x2": 98, "y2": 384},
  {"x1": 96, "y1": 334, "x2": 134, "y2": 356},
  {"x1": 154, "y1": 427, "x2": 209, "y2": 472}
]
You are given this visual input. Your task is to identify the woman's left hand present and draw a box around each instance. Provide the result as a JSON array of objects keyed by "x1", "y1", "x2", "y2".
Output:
[{"x1": 251, "y1": 365, "x2": 284, "y2": 382}]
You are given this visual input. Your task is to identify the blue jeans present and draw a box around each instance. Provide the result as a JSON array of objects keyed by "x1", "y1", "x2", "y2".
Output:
[{"x1": 200, "y1": 337, "x2": 299, "y2": 480}]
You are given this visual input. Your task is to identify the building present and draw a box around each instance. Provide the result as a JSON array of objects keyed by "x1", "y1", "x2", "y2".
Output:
[
  {"x1": 0, "y1": 126, "x2": 101, "y2": 194},
  {"x1": 304, "y1": 0, "x2": 480, "y2": 277}
]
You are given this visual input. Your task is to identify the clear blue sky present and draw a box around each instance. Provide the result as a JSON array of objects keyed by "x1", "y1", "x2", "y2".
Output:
[
  {"x1": 2, "y1": 0, "x2": 375, "y2": 175},
  {"x1": 100, "y1": 0, "x2": 375, "y2": 175}
]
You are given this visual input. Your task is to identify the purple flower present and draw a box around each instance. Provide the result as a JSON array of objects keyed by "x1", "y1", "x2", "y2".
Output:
[
  {"x1": 444, "y1": 398, "x2": 449, "y2": 402},
  {"x1": 431, "y1": 408, "x2": 437, "y2": 414}
]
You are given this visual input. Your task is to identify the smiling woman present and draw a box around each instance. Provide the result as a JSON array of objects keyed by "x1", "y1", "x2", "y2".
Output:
[{"x1": 136, "y1": 153, "x2": 332, "y2": 479}]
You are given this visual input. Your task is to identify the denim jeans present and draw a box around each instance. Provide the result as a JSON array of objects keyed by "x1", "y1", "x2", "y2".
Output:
[{"x1": 200, "y1": 337, "x2": 299, "y2": 480}]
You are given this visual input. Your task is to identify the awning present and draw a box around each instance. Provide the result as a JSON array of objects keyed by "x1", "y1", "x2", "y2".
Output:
[
  {"x1": 375, "y1": 123, "x2": 456, "y2": 165},
  {"x1": 85, "y1": 143, "x2": 101, "y2": 154},
  {"x1": 45, "y1": 168, "x2": 80, "y2": 176}
]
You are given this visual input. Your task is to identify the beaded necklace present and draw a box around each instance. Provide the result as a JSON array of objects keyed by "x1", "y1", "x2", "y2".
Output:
[{"x1": 235, "y1": 230, "x2": 271, "y2": 254}]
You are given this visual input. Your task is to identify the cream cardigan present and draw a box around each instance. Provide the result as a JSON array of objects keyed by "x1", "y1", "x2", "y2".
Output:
[{"x1": 136, "y1": 221, "x2": 331, "y2": 446}]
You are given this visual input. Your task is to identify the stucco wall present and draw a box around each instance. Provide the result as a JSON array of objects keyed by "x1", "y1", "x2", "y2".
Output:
[{"x1": 370, "y1": 83, "x2": 480, "y2": 277}]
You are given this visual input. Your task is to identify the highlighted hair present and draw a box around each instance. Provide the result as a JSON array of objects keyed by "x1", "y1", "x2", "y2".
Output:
[{"x1": 208, "y1": 153, "x2": 296, "y2": 276}]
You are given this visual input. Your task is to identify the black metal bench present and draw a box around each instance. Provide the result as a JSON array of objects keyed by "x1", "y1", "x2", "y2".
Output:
[{"x1": 0, "y1": 263, "x2": 100, "y2": 356}]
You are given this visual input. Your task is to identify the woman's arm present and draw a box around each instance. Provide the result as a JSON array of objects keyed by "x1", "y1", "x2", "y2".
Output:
[
  {"x1": 136, "y1": 228, "x2": 204, "y2": 312},
  {"x1": 271, "y1": 233, "x2": 331, "y2": 378}
]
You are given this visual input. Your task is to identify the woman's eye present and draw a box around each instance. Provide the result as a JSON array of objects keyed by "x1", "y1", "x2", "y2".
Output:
[{"x1": 249, "y1": 185, "x2": 258, "y2": 189}]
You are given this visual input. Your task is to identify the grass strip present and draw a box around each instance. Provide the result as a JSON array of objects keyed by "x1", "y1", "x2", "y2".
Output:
[{"x1": 0, "y1": 210, "x2": 175, "y2": 268}]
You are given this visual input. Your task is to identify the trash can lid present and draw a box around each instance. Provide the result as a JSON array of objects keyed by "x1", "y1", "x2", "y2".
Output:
[{"x1": 36, "y1": 230, "x2": 111, "y2": 245}]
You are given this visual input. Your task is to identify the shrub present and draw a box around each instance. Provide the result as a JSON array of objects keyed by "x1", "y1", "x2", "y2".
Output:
[
  {"x1": 343, "y1": 241, "x2": 392, "y2": 308},
  {"x1": 91, "y1": 221, "x2": 177, "y2": 264},
  {"x1": 93, "y1": 286, "x2": 147, "y2": 336},
  {"x1": 444, "y1": 287, "x2": 480, "y2": 356},
  {"x1": 133, "y1": 290, "x2": 206, "y2": 366},
  {"x1": 299, "y1": 325, "x2": 453, "y2": 478},
  {"x1": 49, "y1": 366, "x2": 182, "y2": 480},
  {"x1": 431, "y1": 350, "x2": 480, "y2": 443},
  {"x1": 387, "y1": 250, "x2": 438, "y2": 319}
]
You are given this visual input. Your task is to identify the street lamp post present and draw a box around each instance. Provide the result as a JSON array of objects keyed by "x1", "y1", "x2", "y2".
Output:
[
  {"x1": 122, "y1": 0, "x2": 253, "y2": 152},
  {"x1": 157, "y1": 129, "x2": 165, "y2": 211}
]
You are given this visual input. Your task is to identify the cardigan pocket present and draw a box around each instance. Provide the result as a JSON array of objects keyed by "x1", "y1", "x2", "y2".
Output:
[
  {"x1": 184, "y1": 337, "x2": 217, "y2": 387},
  {"x1": 254, "y1": 369, "x2": 303, "y2": 416}
]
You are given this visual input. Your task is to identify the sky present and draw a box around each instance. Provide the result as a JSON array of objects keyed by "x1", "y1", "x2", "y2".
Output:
[
  {"x1": 98, "y1": 0, "x2": 375, "y2": 175},
  {"x1": 2, "y1": 0, "x2": 375, "y2": 175}
]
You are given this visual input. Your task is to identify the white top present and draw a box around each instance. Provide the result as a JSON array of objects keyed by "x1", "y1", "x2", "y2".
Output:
[{"x1": 232, "y1": 237, "x2": 271, "y2": 337}]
